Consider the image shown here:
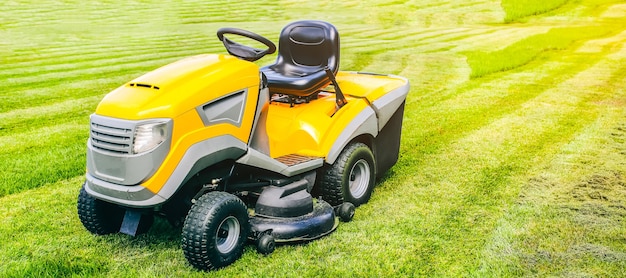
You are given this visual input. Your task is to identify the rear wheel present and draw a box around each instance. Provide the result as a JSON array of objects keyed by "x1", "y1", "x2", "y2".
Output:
[
  {"x1": 77, "y1": 184, "x2": 124, "y2": 235},
  {"x1": 182, "y1": 192, "x2": 249, "y2": 271},
  {"x1": 317, "y1": 142, "x2": 376, "y2": 206}
]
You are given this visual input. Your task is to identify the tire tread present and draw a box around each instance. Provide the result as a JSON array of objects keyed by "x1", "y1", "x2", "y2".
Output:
[
  {"x1": 182, "y1": 191, "x2": 248, "y2": 271},
  {"x1": 77, "y1": 185, "x2": 123, "y2": 235},
  {"x1": 316, "y1": 142, "x2": 375, "y2": 206}
]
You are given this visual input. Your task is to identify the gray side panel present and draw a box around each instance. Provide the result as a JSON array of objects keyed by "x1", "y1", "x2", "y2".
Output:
[
  {"x1": 326, "y1": 106, "x2": 378, "y2": 164},
  {"x1": 236, "y1": 148, "x2": 323, "y2": 177},
  {"x1": 157, "y1": 135, "x2": 247, "y2": 200},
  {"x1": 85, "y1": 173, "x2": 165, "y2": 207},
  {"x1": 85, "y1": 135, "x2": 247, "y2": 208},
  {"x1": 248, "y1": 86, "x2": 271, "y2": 155},
  {"x1": 371, "y1": 81, "x2": 410, "y2": 131},
  {"x1": 196, "y1": 89, "x2": 247, "y2": 127}
]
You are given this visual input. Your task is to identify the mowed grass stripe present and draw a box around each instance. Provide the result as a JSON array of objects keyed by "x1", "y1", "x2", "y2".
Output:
[
  {"x1": 361, "y1": 32, "x2": 626, "y2": 276},
  {"x1": 400, "y1": 56, "x2": 584, "y2": 146},
  {"x1": 0, "y1": 72, "x2": 143, "y2": 113},
  {"x1": 0, "y1": 34, "x2": 217, "y2": 73},
  {"x1": 342, "y1": 26, "x2": 439, "y2": 41},
  {"x1": 368, "y1": 0, "x2": 502, "y2": 22},
  {"x1": 1, "y1": 56, "x2": 187, "y2": 96},
  {"x1": 452, "y1": 26, "x2": 553, "y2": 51},
  {"x1": 419, "y1": 58, "x2": 619, "y2": 274},
  {"x1": 0, "y1": 95, "x2": 101, "y2": 136},
  {"x1": 410, "y1": 0, "x2": 501, "y2": 12},
  {"x1": 4, "y1": 28, "x2": 218, "y2": 56},
  {"x1": 0, "y1": 1, "x2": 177, "y2": 25},
  {"x1": 176, "y1": 1, "x2": 287, "y2": 23},
  {"x1": 4, "y1": 32, "x2": 204, "y2": 56},
  {"x1": 343, "y1": 27, "x2": 502, "y2": 64},
  {"x1": 0, "y1": 46, "x2": 211, "y2": 89},
  {"x1": 0, "y1": 122, "x2": 87, "y2": 197},
  {"x1": 476, "y1": 39, "x2": 626, "y2": 276},
  {"x1": 347, "y1": 27, "x2": 497, "y2": 48},
  {"x1": 1, "y1": 38, "x2": 212, "y2": 72},
  {"x1": 378, "y1": 49, "x2": 596, "y2": 184},
  {"x1": 392, "y1": 23, "x2": 619, "y2": 185}
]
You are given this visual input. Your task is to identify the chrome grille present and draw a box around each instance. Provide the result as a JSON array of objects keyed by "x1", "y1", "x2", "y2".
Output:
[{"x1": 90, "y1": 121, "x2": 133, "y2": 154}]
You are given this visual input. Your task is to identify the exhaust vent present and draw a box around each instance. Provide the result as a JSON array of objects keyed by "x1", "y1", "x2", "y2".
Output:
[{"x1": 129, "y1": 83, "x2": 160, "y2": 90}]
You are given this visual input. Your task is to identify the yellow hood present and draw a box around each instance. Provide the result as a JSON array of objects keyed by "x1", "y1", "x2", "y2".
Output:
[{"x1": 95, "y1": 54, "x2": 259, "y2": 120}]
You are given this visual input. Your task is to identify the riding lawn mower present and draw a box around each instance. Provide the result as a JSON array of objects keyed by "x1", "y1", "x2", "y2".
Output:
[{"x1": 77, "y1": 20, "x2": 410, "y2": 271}]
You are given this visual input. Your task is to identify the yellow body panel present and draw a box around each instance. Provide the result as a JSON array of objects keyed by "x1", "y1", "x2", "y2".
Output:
[
  {"x1": 142, "y1": 110, "x2": 257, "y2": 193},
  {"x1": 93, "y1": 54, "x2": 261, "y2": 194},
  {"x1": 265, "y1": 92, "x2": 370, "y2": 159},
  {"x1": 96, "y1": 54, "x2": 258, "y2": 120},
  {"x1": 264, "y1": 72, "x2": 408, "y2": 159},
  {"x1": 335, "y1": 71, "x2": 407, "y2": 102}
]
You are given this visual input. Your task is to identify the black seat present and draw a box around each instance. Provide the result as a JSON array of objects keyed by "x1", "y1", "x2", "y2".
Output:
[{"x1": 261, "y1": 20, "x2": 339, "y2": 97}]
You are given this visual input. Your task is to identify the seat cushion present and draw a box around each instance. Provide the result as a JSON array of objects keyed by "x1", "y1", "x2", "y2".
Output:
[{"x1": 261, "y1": 65, "x2": 330, "y2": 96}]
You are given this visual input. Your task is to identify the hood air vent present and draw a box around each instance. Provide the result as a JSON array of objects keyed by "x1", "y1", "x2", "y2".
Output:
[{"x1": 129, "y1": 83, "x2": 160, "y2": 90}]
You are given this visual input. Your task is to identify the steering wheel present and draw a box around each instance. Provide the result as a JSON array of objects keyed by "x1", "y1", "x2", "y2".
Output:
[{"x1": 217, "y1": 28, "x2": 276, "y2": 62}]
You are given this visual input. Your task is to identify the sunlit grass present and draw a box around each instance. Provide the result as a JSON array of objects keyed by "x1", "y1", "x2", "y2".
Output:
[
  {"x1": 501, "y1": 0, "x2": 570, "y2": 22},
  {"x1": 465, "y1": 26, "x2": 615, "y2": 78}
]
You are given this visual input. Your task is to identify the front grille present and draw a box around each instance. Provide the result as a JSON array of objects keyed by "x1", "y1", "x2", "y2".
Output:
[{"x1": 90, "y1": 121, "x2": 133, "y2": 154}]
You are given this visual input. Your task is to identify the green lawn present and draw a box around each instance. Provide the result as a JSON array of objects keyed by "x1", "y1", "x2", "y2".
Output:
[{"x1": 1, "y1": 0, "x2": 626, "y2": 277}]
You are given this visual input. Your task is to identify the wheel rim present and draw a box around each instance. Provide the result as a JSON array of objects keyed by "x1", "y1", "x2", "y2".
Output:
[
  {"x1": 349, "y1": 159, "x2": 370, "y2": 199},
  {"x1": 216, "y1": 216, "x2": 240, "y2": 254}
]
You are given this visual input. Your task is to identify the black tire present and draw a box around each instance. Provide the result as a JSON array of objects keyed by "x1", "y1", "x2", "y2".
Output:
[
  {"x1": 337, "y1": 202, "x2": 356, "y2": 222},
  {"x1": 77, "y1": 184, "x2": 124, "y2": 235},
  {"x1": 182, "y1": 192, "x2": 249, "y2": 271},
  {"x1": 317, "y1": 142, "x2": 376, "y2": 206},
  {"x1": 256, "y1": 234, "x2": 275, "y2": 255}
]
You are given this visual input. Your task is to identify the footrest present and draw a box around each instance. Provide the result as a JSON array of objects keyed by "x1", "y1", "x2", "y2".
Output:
[
  {"x1": 276, "y1": 154, "x2": 321, "y2": 167},
  {"x1": 237, "y1": 149, "x2": 324, "y2": 177}
]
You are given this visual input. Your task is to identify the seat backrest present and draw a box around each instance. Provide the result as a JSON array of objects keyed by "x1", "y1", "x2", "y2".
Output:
[{"x1": 273, "y1": 20, "x2": 339, "y2": 75}]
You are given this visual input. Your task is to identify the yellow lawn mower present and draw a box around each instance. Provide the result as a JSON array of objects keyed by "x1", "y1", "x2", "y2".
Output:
[{"x1": 77, "y1": 20, "x2": 409, "y2": 271}]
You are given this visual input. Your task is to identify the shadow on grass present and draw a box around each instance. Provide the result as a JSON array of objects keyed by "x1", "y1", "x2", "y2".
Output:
[{"x1": 105, "y1": 217, "x2": 183, "y2": 248}]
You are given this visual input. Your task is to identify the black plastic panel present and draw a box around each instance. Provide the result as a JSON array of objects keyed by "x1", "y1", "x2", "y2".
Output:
[{"x1": 374, "y1": 101, "x2": 406, "y2": 177}]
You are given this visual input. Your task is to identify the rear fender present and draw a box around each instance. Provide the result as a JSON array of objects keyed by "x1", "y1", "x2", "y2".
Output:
[{"x1": 325, "y1": 106, "x2": 378, "y2": 165}]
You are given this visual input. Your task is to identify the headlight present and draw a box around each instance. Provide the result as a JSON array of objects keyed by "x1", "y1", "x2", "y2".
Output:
[{"x1": 133, "y1": 122, "x2": 168, "y2": 154}]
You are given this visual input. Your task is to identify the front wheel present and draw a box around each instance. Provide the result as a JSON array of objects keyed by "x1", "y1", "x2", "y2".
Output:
[
  {"x1": 77, "y1": 184, "x2": 124, "y2": 235},
  {"x1": 182, "y1": 192, "x2": 249, "y2": 271},
  {"x1": 316, "y1": 142, "x2": 376, "y2": 206}
]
